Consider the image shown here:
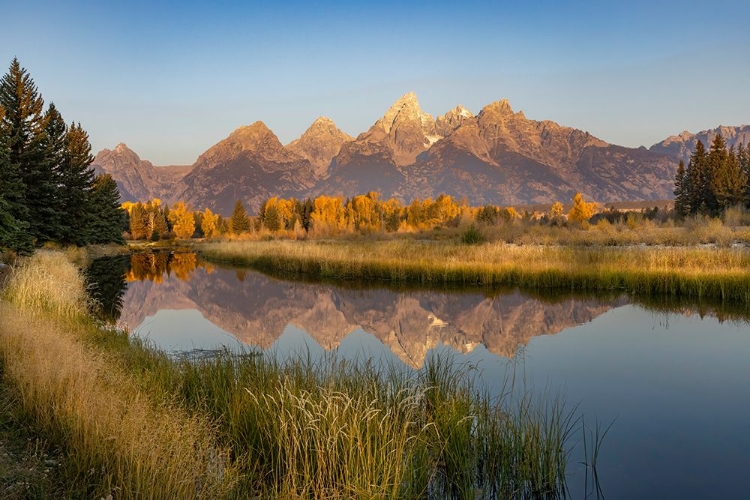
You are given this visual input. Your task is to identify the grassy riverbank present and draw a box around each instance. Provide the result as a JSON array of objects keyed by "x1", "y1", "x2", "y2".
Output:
[
  {"x1": 0, "y1": 251, "x2": 235, "y2": 498},
  {"x1": 198, "y1": 240, "x2": 750, "y2": 304},
  {"x1": 0, "y1": 250, "x2": 588, "y2": 498}
]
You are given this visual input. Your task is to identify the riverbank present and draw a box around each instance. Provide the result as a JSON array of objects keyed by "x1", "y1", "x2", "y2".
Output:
[
  {"x1": 197, "y1": 240, "x2": 750, "y2": 304},
  {"x1": 0, "y1": 249, "x2": 589, "y2": 498}
]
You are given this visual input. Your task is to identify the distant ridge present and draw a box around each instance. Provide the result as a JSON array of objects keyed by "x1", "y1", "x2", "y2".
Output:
[{"x1": 91, "y1": 93, "x2": 743, "y2": 214}]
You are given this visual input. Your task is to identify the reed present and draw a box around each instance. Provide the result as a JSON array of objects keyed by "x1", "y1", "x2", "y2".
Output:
[
  {"x1": 198, "y1": 240, "x2": 750, "y2": 304},
  {"x1": 157, "y1": 350, "x2": 577, "y2": 499}
]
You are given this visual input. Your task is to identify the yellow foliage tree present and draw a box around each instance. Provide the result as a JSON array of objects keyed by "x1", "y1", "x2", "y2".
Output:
[
  {"x1": 168, "y1": 202, "x2": 196, "y2": 239},
  {"x1": 568, "y1": 193, "x2": 596, "y2": 223},
  {"x1": 200, "y1": 208, "x2": 219, "y2": 238},
  {"x1": 310, "y1": 195, "x2": 345, "y2": 234},
  {"x1": 550, "y1": 201, "x2": 564, "y2": 218}
]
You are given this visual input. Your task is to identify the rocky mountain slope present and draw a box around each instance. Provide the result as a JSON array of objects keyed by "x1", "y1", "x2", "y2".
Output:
[
  {"x1": 91, "y1": 143, "x2": 190, "y2": 202},
  {"x1": 286, "y1": 116, "x2": 353, "y2": 178},
  {"x1": 93, "y1": 93, "x2": 747, "y2": 214},
  {"x1": 649, "y1": 125, "x2": 750, "y2": 164},
  {"x1": 174, "y1": 122, "x2": 316, "y2": 214}
]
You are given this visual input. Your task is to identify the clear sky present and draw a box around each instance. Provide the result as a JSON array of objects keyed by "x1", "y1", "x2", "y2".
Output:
[{"x1": 2, "y1": 0, "x2": 749, "y2": 165}]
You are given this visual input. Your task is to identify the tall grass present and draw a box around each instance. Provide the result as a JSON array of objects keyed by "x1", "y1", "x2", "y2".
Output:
[
  {"x1": 198, "y1": 240, "x2": 750, "y2": 304},
  {"x1": 157, "y1": 350, "x2": 577, "y2": 499},
  {"x1": 0, "y1": 251, "x2": 236, "y2": 498},
  {"x1": 3, "y1": 250, "x2": 90, "y2": 318}
]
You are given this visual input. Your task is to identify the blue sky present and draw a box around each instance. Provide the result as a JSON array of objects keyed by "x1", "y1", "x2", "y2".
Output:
[{"x1": 2, "y1": 0, "x2": 749, "y2": 165}]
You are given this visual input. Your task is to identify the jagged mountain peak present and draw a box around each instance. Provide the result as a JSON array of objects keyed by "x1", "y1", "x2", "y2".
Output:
[
  {"x1": 350, "y1": 92, "x2": 440, "y2": 166},
  {"x1": 198, "y1": 120, "x2": 290, "y2": 164},
  {"x1": 649, "y1": 124, "x2": 750, "y2": 164},
  {"x1": 380, "y1": 91, "x2": 431, "y2": 134},
  {"x1": 311, "y1": 116, "x2": 336, "y2": 126},
  {"x1": 479, "y1": 99, "x2": 518, "y2": 119},
  {"x1": 436, "y1": 105, "x2": 474, "y2": 136},
  {"x1": 287, "y1": 116, "x2": 353, "y2": 178}
]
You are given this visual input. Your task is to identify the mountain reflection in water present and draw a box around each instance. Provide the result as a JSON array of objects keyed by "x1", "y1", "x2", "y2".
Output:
[{"x1": 93, "y1": 251, "x2": 631, "y2": 367}]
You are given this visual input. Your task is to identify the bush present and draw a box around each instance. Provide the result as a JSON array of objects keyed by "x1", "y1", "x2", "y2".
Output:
[{"x1": 460, "y1": 224, "x2": 485, "y2": 244}]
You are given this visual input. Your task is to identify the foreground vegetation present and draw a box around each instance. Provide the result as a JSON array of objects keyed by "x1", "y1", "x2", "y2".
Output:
[
  {"x1": 198, "y1": 237, "x2": 750, "y2": 305},
  {"x1": 0, "y1": 250, "x2": 590, "y2": 498}
]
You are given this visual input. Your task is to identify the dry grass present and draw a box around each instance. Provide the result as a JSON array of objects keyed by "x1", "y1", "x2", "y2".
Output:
[
  {"x1": 0, "y1": 252, "x2": 236, "y2": 498},
  {"x1": 198, "y1": 239, "x2": 750, "y2": 303},
  {"x1": 3, "y1": 250, "x2": 90, "y2": 318}
]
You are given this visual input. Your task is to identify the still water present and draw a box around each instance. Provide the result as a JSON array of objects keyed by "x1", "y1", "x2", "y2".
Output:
[{"x1": 87, "y1": 251, "x2": 750, "y2": 499}]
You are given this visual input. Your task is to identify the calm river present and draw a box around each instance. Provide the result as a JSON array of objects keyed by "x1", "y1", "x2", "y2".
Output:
[{"x1": 87, "y1": 251, "x2": 750, "y2": 499}]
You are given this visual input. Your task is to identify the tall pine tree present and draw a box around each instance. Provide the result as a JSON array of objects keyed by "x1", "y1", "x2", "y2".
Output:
[
  {"x1": 60, "y1": 122, "x2": 95, "y2": 245},
  {"x1": 88, "y1": 175, "x2": 125, "y2": 245},
  {"x1": 0, "y1": 58, "x2": 57, "y2": 244},
  {"x1": 673, "y1": 160, "x2": 688, "y2": 218},
  {"x1": 712, "y1": 144, "x2": 746, "y2": 211},
  {"x1": 42, "y1": 103, "x2": 67, "y2": 241},
  {"x1": 686, "y1": 140, "x2": 708, "y2": 215}
]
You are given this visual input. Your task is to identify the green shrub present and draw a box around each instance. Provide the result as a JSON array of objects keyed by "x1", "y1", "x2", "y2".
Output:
[{"x1": 460, "y1": 224, "x2": 485, "y2": 245}]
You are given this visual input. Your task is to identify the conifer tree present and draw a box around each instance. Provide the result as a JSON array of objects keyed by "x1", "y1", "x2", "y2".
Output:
[
  {"x1": 0, "y1": 111, "x2": 31, "y2": 253},
  {"x1": 60, "y1": 122, "x2": 95, "y2": 245},
  {"x1": 705, "y1": 134, "x2": 729, "y2": 216},
  {"x1": 712, "y1": 145, "x2": 746, "y2": 211},
  {"x1": 87, "y1": 175, "x2": 125, "y2": 245},
  {"x1": 0, "y1": 58, "x2": 47, "y2": 246},
  {"x1": 264, "y1": 203, "x2": 281, "y2": 231},
  {"x1": 42, "y1": 103, "x2": 67, "y2": 241},
  {"x1": 231, "y1": 200, "x2": 250, "y2": 234},
  {"x1": 686, "y1": 140, "x2": 708, "y2": 215},
  {"x1": 673, "y1": 160, "x2": 688, "y2": 218}
]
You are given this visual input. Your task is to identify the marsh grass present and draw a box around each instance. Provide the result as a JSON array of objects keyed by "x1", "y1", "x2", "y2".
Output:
[
  {"x1": 0, "y1": 252, "x2": 236, "y2": 499},
  {"x1": 153, "y1": 349, "x2": 578, "y2": 499},
  {"x1": 198, "y1": 240, "x2": 750, "y2": 304}
]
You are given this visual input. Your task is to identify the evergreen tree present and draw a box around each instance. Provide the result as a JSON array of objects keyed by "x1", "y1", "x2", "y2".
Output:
[
  {"x1": 705, "y1": 134, "x2": 729, "y2": 216},
  {"x1": 673, "y1": 160, "x2": 688, "y2": 218},
  {"x1": 264, "y1": 203, "x2": 281, "y2": 231},
  {"x1": 0, "y1": 58, "x2": 47, "y2": 246},
  {"x1": 686, "y1": 140, "x2": 708, "y2": 215},
  {"x1": 712, "y1": 145, "x2": 746, "y2": 211},
  {"x1": 231, "y1": 200, "x2": 250, "y2": 234},
  {"x1": 87, "y1": 175, "x2": 125, "y2": 245},
  {"x1": 0, "y1": 124, "x2": 29, "y2": 251},
  {"x1": 42, "y1": 103, "x2": 67, "y2": 241},
  {"x1": 59, "y1": 122, "x2": 95, "y2": 245},
  {"x1": 738, "y1": 143, "x2": 750, "y2": 207}
]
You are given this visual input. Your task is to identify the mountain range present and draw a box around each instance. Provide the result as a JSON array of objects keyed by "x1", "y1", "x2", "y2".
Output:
[{"x1": 91, "y1": 93, "x2": 749, "y2": 214}]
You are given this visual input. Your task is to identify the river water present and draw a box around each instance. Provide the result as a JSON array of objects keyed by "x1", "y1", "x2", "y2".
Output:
[{"x1": 87, "y1": 251, "x2": 750, "y2": 499}]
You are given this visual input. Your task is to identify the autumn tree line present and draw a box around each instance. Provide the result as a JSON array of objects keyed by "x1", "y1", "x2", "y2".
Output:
[
  {"x1": 0, "y1": 59, "x2": 124, "y2": 253},
  {"x1": 121, "y1": 191, "x2": 603, "y2": 241},
  {"x1": 673, "y1": 134, "x2": 750, "y2": 218}
]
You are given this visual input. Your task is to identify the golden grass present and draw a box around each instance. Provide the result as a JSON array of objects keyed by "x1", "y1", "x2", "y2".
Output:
[
  {"x1": 0, "y1": 252, "x2": 236, "y2": 498},
  {"x1": 198, "y1": 239, "x2": 750, "y2": 303}
]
